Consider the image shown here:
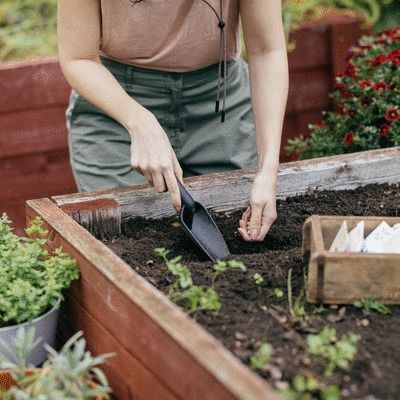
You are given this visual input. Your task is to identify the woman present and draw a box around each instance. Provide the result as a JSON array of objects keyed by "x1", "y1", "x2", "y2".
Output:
[{"x1": 57, "y1": 0, "x2": 288, "y2": 242}]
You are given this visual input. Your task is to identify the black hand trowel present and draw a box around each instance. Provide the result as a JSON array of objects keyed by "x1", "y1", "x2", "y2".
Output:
[{"x1": 177, "y1": 181, "x2": 230, "y2": 262}]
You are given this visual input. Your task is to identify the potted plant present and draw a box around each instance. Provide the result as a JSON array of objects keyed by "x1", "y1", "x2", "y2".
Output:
[
  {"x1": 0, "y1": 212, "x2": 80, "y2": 366},
  {"x1": 286, "y1": 25, "x2": 400, "y2": 160},
  {"x1": 0, "y1": 327, "x2": 114, "y2": 399}
]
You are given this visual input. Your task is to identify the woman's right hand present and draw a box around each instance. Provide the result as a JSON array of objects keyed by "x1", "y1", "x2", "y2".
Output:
[{"x1": 128, "y1": 109, "x2": 183, "y2": 212}]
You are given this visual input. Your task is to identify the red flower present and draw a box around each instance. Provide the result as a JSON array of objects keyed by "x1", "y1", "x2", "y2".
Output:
[
  {"x1": 359, "y1": 80, "x2": 371, "y2": 89},
  {"x1": 340, "y1": 90, "x2": 353, "y2": 98},
  {"x1": 379, "y1": 123, "x2": 391, "y2": 137},
  {"x1": 370, "y1": 54, "x2": 388, "y2": 66},
  {"x1": 348, "y1": 109, "x2": 357, "y2": 118},
  {"x1": 388, "y1": 49, "x2": 400, "y2": 65},
  {"x1": 335, "y1": 82, "x2": 346, "y2": 91},
  {"x1": 343, "y1": 131, "x2": 355, "y2": 145},
  {"x1": 373, "y1": 81, "x2": 387, "y2": 93},
  {"x1": 361, "y1": 97, "x2": 372, "y2": 107},
  {"x1": 345, "y1": 63, "x2": 356, "y2": 77},
  {"x1": 374, "y1": 38, "x2": 389, "y2": 45},
  {"x1": 385, "y1": 108, "x2": 400, "y2": 122}
]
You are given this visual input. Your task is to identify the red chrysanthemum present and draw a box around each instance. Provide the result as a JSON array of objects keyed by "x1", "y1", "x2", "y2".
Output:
[
  {"x1": 379, "y1": 123, "x2": 391, "y2": 137},
  {"x1": 343, "y1": 131, "x2": 355, "y2": 145},
  {"x1": 359, "y1": 80, "x2": 371, "y2": 89},
  {"x1": 373, "y1": 81, "x2": 387, "y2": 93},
  {"x1": 388, "y1": 49, "x2": 400, "y2": 65},
  {"x1": 385, "y1": 108, "x2": 400, "y2": 122},
  {"x1": 370, "y1": 54, "x2": 388, "y2": 66},
  {"x1": 335, "y1": 82, "x2": 346, "y2": 91},
  {"x1": 340, "y1": 90, "x2": 353, "y2": 98}
]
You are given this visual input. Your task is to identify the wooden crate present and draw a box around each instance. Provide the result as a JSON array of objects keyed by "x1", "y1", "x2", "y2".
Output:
[
  {"x1": 303, "y1": 215, "x2": 400, "y2": 305},
  {"x1": 25, "y1": 147, "x2": 400, "y2": 400}
]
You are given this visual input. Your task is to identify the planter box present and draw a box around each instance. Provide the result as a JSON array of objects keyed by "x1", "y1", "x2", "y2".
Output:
[
  {"x1": 25, "y1": 147, "x2": 400, "y2": 400},
  {"x1": 303, "y1": 215, "x2": 400, "y2": 304},
  {"x1": 1, "y1": 14, "x2": 367, "y2": 233}
]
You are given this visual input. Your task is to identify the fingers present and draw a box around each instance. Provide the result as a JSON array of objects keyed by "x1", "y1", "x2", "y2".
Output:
[
  {"x1": 248, "y1": 202, "x2": 263, "y2": 240},
  {"x1": 172, "y1": 153, "x2": 184, "y2": 184},
  {"x1": 238, "y1": 205, "x2": 277, "y2": 242},
  {"x1": 151, "y1": 171, "x2": 167, "y2": 192},
  {"x1": 164, "y1": 168, "x2": 181, "y2": 213}
]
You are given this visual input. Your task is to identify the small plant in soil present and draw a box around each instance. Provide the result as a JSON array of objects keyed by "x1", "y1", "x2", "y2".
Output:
[
  {"x1": 155, "y1": 248, "x2": 246, "y2": 314},
  {"x1": 279, "y1": 374, "x2": 341, "y2": 400},
  {"x1": 253, "y1": 272, "x2": 264, "y2": 285},
  {"x1": 274, "y1": 288, "x2": 284, "y2": 298},
  {"x1": 287, "y1": 268, "x2": 308, "y2": 321},
  {"x1": 0, "y1": 327, "x2": 114, "y2": 399},
  {"x1": 307, "y1": 327, "x2": 359, "y2": 377},
  {"x1": 0, "y1": 213, "x2": 79, "y2": 327},
  {"x1": 249, "y1": 342, "x2": 273, "y2": 371},
  {"x1": 353, "y1": 298, "x2": 392, "y2": 315}
]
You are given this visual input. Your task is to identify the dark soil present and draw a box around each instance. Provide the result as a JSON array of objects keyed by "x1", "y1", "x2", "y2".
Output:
[{"x1": 103, "y1": 183, "x2": 400, "y2": 400}]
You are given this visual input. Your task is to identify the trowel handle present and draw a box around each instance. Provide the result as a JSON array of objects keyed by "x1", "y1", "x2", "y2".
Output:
[{"x1": 177, "y1": 181, "x2": 196, "y2": 213}]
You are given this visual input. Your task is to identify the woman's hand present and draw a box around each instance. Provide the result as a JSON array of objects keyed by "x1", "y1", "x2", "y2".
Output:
[
  {"x1": 238, "y1": 171, "x2": 277, "y2": 241},
  {"x1": 128, "y1": 109, "x2": 183, "y2": 212}
]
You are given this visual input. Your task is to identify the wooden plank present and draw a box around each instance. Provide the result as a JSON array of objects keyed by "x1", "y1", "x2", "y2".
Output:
[
  {"x1": 0, "y1": 57, "x2": 69, "y2": 114},
  {"x1": 51, "y1": 147, "x2": 400, "y2": 225},
  {"x1": 59, "y1": 294, "x2": 179, "y2": 400},
  {"x1": 26, "y1": 199, "x2": 278, "y2": 400},
  {"x1": 305, "y1": 215, "x2": 400, "y2": 304},
  {"x1": 0, "y1": 106, "x2": 68, "y2": 159}
]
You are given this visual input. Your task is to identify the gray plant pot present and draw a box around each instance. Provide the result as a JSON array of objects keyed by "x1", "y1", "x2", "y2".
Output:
[{"x1": 0, "y1": 299, "x2": 61, "y2": 367}]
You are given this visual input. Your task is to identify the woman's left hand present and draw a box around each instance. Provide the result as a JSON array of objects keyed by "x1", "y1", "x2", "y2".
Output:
[{"x1": 238, "y1": 171, "x2": 277, "y2": 241}]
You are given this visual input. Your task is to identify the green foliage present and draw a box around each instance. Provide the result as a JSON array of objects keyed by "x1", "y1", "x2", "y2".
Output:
[
  {"x1": 0, "y1": 213, "x2": 80, "y2": 327},
  {"x1": 250, "y1": 342, "x2": 273, "y2": 370},
  {"x1": 354, "y1": 298, "x2": 392, "y2": 314},
  {"x1": 0, "y1": 327, "x2": 114, "y2": 399},
  {"x1": 274, "y1": 288, "x2": 284, "y2": 298},
  {"x1": 253, "y1": 272, "x2": 264, "y2": 285},
  {"x1": 279, "y1": 374, "x2": 341, "y2": 400},
  {"x1": 155, "y1": 248, "x2": 246, "y2": 314},
  {"x1": 0, "y1": 0, "x2": 57, "y2": 61},
  {"x1": 287, "y1": 26, "x2": 400, "y2": 160},
  {"x1": 307, "y1": 327, "x2": 359, "y2": 377},
  {"x1": 287, "y1": 269, "x2": 308, "y2": 320}
]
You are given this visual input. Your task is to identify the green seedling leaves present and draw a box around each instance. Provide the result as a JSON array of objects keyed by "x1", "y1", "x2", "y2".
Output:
[
  {"x1": 274, "y1": 288, "x2": 284, "y2": 298},
  {"x1": 253, "y1": 273, "x2": 264, "y2": 285},
  {"x1": 250, "y1": 342, "x2": 273, "y2": 371},
  {"x1": 353, "y1": 298, "x2": 391, "y2": 315}
]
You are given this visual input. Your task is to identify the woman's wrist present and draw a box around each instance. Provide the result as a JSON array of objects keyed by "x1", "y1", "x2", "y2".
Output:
[{"x1": 122, "y1": 102, "x2": 149, "y2": 135}]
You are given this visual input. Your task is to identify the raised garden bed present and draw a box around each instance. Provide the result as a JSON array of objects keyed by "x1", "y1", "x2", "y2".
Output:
[{"x1": 26, "y1": 147, "x2": 400, "y2": 400}]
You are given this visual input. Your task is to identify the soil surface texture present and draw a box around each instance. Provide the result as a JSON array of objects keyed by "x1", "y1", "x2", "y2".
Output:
[{"x1": 103, "y1": 183, "x2": 400, "y2": 400}]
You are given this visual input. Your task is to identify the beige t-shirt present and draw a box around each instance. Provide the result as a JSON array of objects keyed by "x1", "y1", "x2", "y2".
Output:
[{"x1": 100, "y1": 0, "x2": 241, "y2": 72}]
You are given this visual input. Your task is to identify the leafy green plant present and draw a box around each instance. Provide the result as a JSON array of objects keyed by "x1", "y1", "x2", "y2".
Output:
[
  {"x1": 287, "y1": 269, "x2": 308, "y2": 320},
  {"x1": 307, "y1": 327, "x2": 359, "y2": 377},
  {"x1": 249, "y1": 342, "x2": 273, "y2": 371},
  {"x1": 0, "y1": 0, "x2": 57, "y2": 61},
  {"x1": 287, "y1": 26, "x2": 400, "y2": 160},
  {"x1": 0, "y1": 213, "x2": 80, "y2": 327},
  {"x1": 274, "y1": 288, "x2": 284, "y2": 298},
  {"x1": 279, "y1": 374, "x2": 341, "y2": 400},
  {"x1": 354, "y1": 298, "x2": 392, "y2": 314},
  {"x1": 253, "y1": 272, "x2": 264, "y2": 285},
  {"x1": 0, "y1": 327, "x2": 114, "y2": 399},
  {"x1": 155, "y1": 248, "x2": 246, "y2": 314}
]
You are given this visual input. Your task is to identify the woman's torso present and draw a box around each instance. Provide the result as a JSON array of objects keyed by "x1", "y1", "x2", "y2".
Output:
[{"x1": 100, "y1": 0, "x2": 241, "y2": 72}]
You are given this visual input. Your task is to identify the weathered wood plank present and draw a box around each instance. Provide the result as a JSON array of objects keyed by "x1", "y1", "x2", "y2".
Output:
[
  {"x1": 26, "y1": 199, "x2": 278, "y2": 400},
  {"x1": 59, "y1": 294, "x2": 180, "y2": 400},
  {"x1": 52, "y1": 147, "x2": 400, "y2": 224}
]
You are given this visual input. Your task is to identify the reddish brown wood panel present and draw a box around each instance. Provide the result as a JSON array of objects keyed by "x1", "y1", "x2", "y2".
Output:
[
  {"x1": 0, "y1": 57, "x2": 70, "y2": 114},
  {"x1": 286, "y1": 69, "x2": 332, "y2": 114},
  {"x1": 59, "y1": 294, "x2": 180, "y2": 400},
  {"x1": 0, "y1": 150, "x2": 77, "y2": 201},
  {"x1": 0, "y1": 106, "x2": 68, "y2": 159}
]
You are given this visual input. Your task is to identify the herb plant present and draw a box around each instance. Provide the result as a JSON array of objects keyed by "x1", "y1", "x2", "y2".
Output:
[
  {"x1": 354, "y1": 298, "x2": 392, "y2": 314},
  {"x1": 250, "y1": 342, "x2": 273, "y2": 371},
  {"x1": 155, "y1": 248, "x2": 247, "y2": 314},
  {"x1": 287, "y1": 26, "x2": 400, "y2": 160},
  {"x1": 307, "y1": 327, "x2": 359, "y2": 377},
  {"x1": 0, "y1": 327, "x2": 114, "y2": 399},
  {"x1": 0, "y1": 213, "x2": 80, "y2": 327}
]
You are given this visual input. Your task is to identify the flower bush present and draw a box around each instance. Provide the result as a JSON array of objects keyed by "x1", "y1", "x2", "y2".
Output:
[{"x1": 286, "y1": 26, "x2": 400, "y2": 160}]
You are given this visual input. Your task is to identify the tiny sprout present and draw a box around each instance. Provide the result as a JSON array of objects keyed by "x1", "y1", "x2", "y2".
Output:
[
  {"x1": 250, "y1": 342, "x2": 272, "y2": 370},
  {"x1": 253, "y1": 273, "x2": 264, "y2": 285},
  {"x1": 274, "y1": 288, "x2": 284, "y2": 298},
  {"x1": 353, "y1": 298, "x2": 391, "y2": 315}
]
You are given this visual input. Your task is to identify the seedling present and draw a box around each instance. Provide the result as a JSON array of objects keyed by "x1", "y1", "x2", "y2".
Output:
[
  {"x1": 253, "y1": 273, "x2": 264, "y2": 285},
  {"x1": 250, "y1": 342, "x2": 272, "y2": 371},
  {"x1": 307, "y1": 327, "x2": 359, "y2": 377},
  {"x1": 274, "y1": 288, "x2": 284, "y2": 298},
  {"x1": 155, "y1": 248, "x2": 246, "y2": 314},
  {"x1": 353, "y1": 298, "x2": 391, "y2": 315},
  {"x1": 287, "y1": 269, "x2": 307, "y2": 321}
]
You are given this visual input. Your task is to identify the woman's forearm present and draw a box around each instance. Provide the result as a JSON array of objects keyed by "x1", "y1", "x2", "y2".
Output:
[
  {"x1": 247, "y1": 48, "x2": 289, "y2": 178},
  {"x1": 61, "y1": 58, "x2": 145, "y2": 132}
]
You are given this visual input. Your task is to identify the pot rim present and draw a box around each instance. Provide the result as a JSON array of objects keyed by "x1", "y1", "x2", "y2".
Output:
[{"x1": 0, "y1": 297, "x2": 61, "y2": 333}]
